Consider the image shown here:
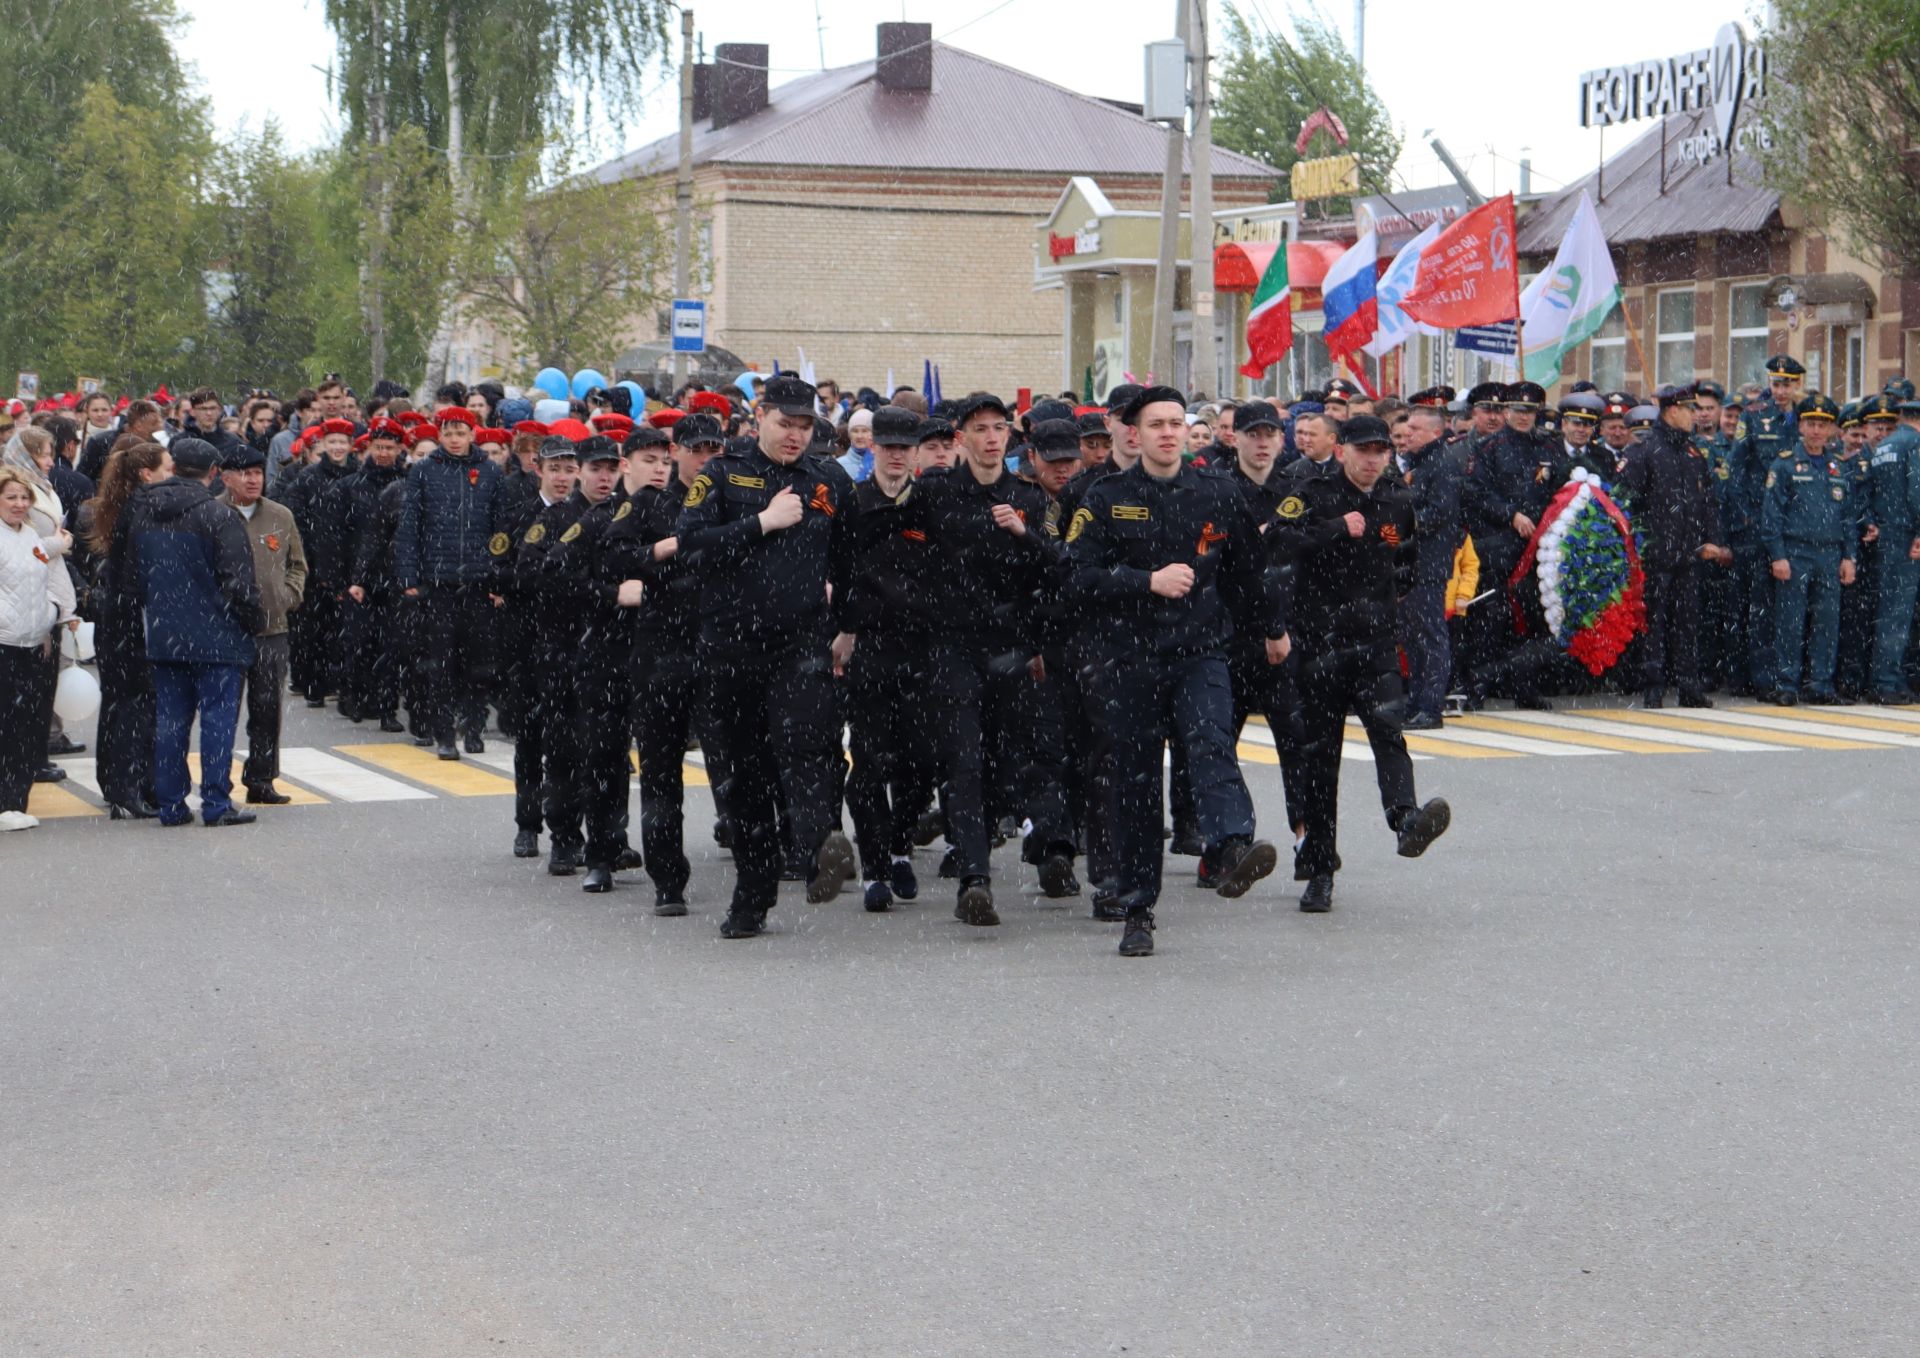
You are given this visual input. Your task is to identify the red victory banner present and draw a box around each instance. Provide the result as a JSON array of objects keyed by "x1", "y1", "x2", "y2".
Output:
[{"x1": 1396, "y1": 194, "x2": 1519, "y2": 329}]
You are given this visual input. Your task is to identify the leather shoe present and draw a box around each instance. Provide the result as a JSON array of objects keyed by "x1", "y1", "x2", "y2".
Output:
[
  {"x1": 204, "y1": 809, "x2": 258, "y2": 827},
  {"x1": 615, "y1": 845, "x2": 644, "y2": 871},
  {"x1": 1090, "y1": 891, "x2": 1127, "y2": 922},
  {"x1": 547, "y1": 849, "x2": 578, "y2": 877},
  {"x1": 1299, "y1": 874, "x2": 1334, "y2": 912},
  {"x1": 463, "y1": 733, "x2": 485, "y2": 754},
  {"x1": 1642, "y1": 688, "x2": 1665, "y2": 709},
  {"x1": 379, "y1": 716, "x2": 406, "y2": 732},
  {"x1": 512, "y1": 829, "x2": 538, "y2": 858},
  {"x1": 954, "y1": 880, "x2": 999, "y2": 927},
  {"x1": 34, "y1": 765, "x2": 67, "y2": 783},
  {"x1": 108, "y1": 799, "x2": 158, "y2": 820},
  {"x1": 1514, "y1": 695, "x2": 1554, "y2": 711},
  {"x1": 1402, "y1": 711, "x2": 1443, "y2": 730},
  {"x1": 581, "y1": 866, "x2": 614, "y2": 893},
  {"x1": 1037, "y1": 850, "x2": 1081, "y2": 898},
  {"x1": 807, "y1": 831, "x2": 855, "y2": 903},
  {"x1": 1677, "y1": 691, "x2": 1713, "y2": 708},
  {"x1": 1395, "y1": 799, "x2": 1452, "y2": 858},
  {"x1": 1212, "y1": 838, "x2": 1278, "y2": 899},
  {"x1": 436, "y1": 739, "x2": 460, "y2": 760},
  {"x1": 719, "y1": 907, "x2": 767, "y2": 939},
  {"x1": 245, "y1": 783, "x2": 292, "y2": 805},
  {"x1": 654, "y1": 889, "x2": 689, "y2": 917},
  {"x1": 1118, "y1": 909, "x2": 1156, "y2": 957},
  {"x1": 48, "y1": 735, "x2": 85, "y2": 755}
]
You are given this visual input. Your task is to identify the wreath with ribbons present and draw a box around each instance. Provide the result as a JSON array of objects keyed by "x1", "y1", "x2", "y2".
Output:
[{"x1": 1507, "y1": 467, "x2": 1647, "y2": 675}]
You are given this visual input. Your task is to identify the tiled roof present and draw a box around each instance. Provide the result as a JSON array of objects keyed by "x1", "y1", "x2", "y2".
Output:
[
  {"x1": 1518, "y1": 106, "x2": 1780, "y2": 253},
  {"x1": 591, "y1": 43, "x2": 1281, "y2": 183}
]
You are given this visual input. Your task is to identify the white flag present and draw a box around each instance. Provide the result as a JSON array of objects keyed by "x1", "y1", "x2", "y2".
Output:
[
  {"x1": 1518, "y1": 191, "x2": 1622, "y2": 385},
  {"x1": 1362, "y1": 220, "x2": 1443, "y2": 360}
]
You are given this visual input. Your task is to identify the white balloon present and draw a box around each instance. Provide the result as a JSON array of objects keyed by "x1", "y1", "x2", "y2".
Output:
[
  {"x1": 75, "y1": 620, "x2": 94, "y2": 662},
  {"x1": 53, "y1": 664, "x2": 100, "y2": 723}
]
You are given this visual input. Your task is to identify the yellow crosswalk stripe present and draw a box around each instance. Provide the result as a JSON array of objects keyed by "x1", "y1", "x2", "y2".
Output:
[
  {"x1": 187, "y1": 755, "x2": 327, "y2": 805},
  {"x1": 1588, "y1": 708, "x2": 1877, "y2": 750},
  {"x1": 1734, "y1": 705, "x2": 1920, "y2": 737},
  {"x1": 338, "y1": 743, "x2": 516, "y2": 795},
  {"x1": 1402, "y1": 732, "x2": 1520, "y2": 759},
  {"x1": 1236, "y1": 740, "x2": 1279, "y2": 765},
  {"x1": 1450, "y1": 713, "x2": 1689, "y2": 755},
  {"x1": 26, "y1": 781, "x2": 104, "y2": 818}
]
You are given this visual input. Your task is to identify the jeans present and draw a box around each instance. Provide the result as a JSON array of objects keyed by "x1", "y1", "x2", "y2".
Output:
[{"x1": 152, "y1": 661, "x2": 245, "y2": 822}]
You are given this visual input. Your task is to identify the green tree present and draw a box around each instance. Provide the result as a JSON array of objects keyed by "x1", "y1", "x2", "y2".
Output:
[
  {"x1": 456, "y1": 150, "x2": 674, "y2": 375},
  {"x1": 1757, "y1": 0, "x2": 1920, "y2": 274},
  {"x1": 1212, "y1": 4, "x2": 1401, "y2": 205},
  {"x1": 4, "y1": 83, "x2": 212, "y2": 393}
]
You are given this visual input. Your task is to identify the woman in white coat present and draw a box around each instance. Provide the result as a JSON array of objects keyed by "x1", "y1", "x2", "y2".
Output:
[{"x1": 0, "y1": 465, "x2": 68, "y2": 828}]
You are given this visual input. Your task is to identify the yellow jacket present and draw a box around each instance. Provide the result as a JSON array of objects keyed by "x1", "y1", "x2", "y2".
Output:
[{"x1": 1444, "y1": 536, "x2": 1480, "y2": 618}]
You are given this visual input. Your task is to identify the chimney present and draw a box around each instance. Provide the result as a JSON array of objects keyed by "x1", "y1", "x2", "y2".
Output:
[
  {"x1": 877, "y1": 22, "x2": 932, "y2": 92},
  {"x1": 711, "y1": 43, "x2": 769, "y2": 130},
  {"x1": 692, "y1": 62, "x2": 714, "y2": 122}
]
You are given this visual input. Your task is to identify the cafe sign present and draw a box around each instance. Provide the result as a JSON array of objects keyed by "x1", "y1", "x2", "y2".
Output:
[
  {"x1": 1048, "y1": 221, "x2": 1102, "y2": 261},
  {"x1": 1577, "y1": 21, "x2": 1768, "y2": 162}
]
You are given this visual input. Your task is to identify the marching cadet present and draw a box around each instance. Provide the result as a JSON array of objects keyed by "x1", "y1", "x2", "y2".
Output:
[
  {"x1": 1066, "y1": 385, "x2": 1285, "y2": 957},
  {"x1": 1461, "y1": 381, "x2": 1571, "y2": 710},
  {"x1": 1864, "y1": 394, "x2": 1920, "y2": 703},
  {"x1": 336, "y1": 419, "x2": 409, "y2": 731},
  {"x1": 602, "y1": 419, "x2": 719, "y2": 913},
  {"x1": 1616, "y1": 385, "x2": 1729, "y2": 708},
  {"x1": 916, "y1": 392, "x2": 1073, "y2": 926},
  {"x1": 676, "y1": 374, "x2": 858, "y2": 940},
  {"x1": 1271, "y1": 414, "x2": 1451, "y2": 916},
  {"x1": 280, "y1": 416, "x2": 359, "y2": 710},
  {"x1": 542, "y1": 435, "x2": 635, "y2": 894},
  {"x1": 493, "y1": 418, "x2": 547, "y2": 739},
  {"x1": 835, "y1": 406, "x2": 940, "y2": 912},
  {"x1": 512, "y1": 437, "x2": 585, "y2": 868},
  {"x1": 915, "y1": 416, "x2": 958, "y2": 474},
  {"x1": 1076, "y1": 410, "x2": 1112, "y2": 476},
  {"x1": 1760, "y1": 394, "x2": 1857, "y2": 705},
  {"x1": 1834, "y1": 403, "x2": 1880, "y2": 700}
]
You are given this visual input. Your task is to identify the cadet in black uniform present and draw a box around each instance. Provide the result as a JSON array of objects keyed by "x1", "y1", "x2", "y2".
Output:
[
  {"x1": 336, "y1": 419, "x2": 409, "y2": 730},
  {"x1": 1273, "y1": 414, "x2": 1451, "y2": 915},
  {"x1": 676, "y1": 375, "x2": 858, "y2": 939},
  {"x1": 836, "y1": 406, "x2": 940, "y2": 912},
  {"x1": 1066, "y1": 385, "x2": 1284, "y2": 957},
  {"x1": 512, "y1": 437, "x2": 586, "y2": 871}
]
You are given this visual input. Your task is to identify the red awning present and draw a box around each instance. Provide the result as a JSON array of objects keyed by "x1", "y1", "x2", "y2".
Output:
[{"x1": 1214, "y1": 239, "x2": 1349, "y2": 293}]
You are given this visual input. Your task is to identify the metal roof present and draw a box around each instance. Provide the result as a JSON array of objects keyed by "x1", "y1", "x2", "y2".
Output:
[
  {"x1": 590, "y1": 44, "x2": 1281, "y2": 184},
  {"x1": 1517, "y1": 106, "x2": 1780, "y2": 254}
]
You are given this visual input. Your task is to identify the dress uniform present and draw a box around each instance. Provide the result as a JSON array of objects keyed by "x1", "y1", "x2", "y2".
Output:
[
  {"x1": 1760, "y1": 395, "x2": 1857, "y2": 704},
  {"x1": 1729, "y1": 358, "x2": 1806, "y2": 688},
  {"x1": 1557, "y1": 391, "x2": 1613, "y2": 480},
  {"x1": 1616, "y1": 385, "x2": 1725, "y2": 707},
  {"x1": 1065, "y1": 386, "x2": 1283, "y2": 956},
  {"x1": 1271, "y1": 415, "x2": 1451, "y2": 915},
  {"x1": 1863, "y1": 397, "x2": 1920, "y2": 702},
  {"x1": 333, "y1": 421, "x2": 409, "y2": 730},
  {"x1": 1833, "y1": 404, "x2": 1879, "y2": 699},
  {"x1": 1690, "y1": 382, "x2": 1748, "y2": 691},
  {"x1": 837, "y1": 406, "x2": 941, "y2": 912},
  {"x1": 513, "y1": 438, "x2": 591, "y2": 870},
  {"x1": 676, "y1": 374, "x2": 858, "y2": 939}
]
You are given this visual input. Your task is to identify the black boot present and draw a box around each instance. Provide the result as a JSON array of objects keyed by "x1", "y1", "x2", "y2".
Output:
[
  {"x1": 245, "y1": 783, "x2": 292, "y2": 805},
  {"x1": 547, "y1": 847, "x2": 578, "y2": 877},
  {"x1": 512, "y1": 829, "x2": 539, "y2": 858},
  {"x1": 954, "y1": 879, "x2": 999, "y2": 927},
  {"x1": 807, "y1": 831, "x2": 854, "y2": 903},
  {"x1": 1642, "y1": 687, "x2": 1665, "y2": 709},
  {"x1": 1299, "y1": 874, "x2": 1334, "y2": 912},
  {"x1": 435, "y1": 737, "x2": 460, "y2": 761},
  {"x1": 1395, "y1": 799, "x2": 1452, "y2": 858},
  {"x1": 654, "y1": 887, "x2": 688, "y2": 917},
  {"x1": 1118, "y1": 908, "x2": 1155, "y2": 957},
  {"x1": 1090, "y1": 890, "x2": 1127, "y2": 922},
  {"x1": 1211, "y1": 837, "x2": 1279, "y2": 899},
  {"x1": 379, "y1": 715, "x2": 406, "y2": 733},
  {"x1": 719, "y1": 907, "x2": 767, "y2": 939},
  {"x1": 615, "y1": 844, "x2": 644, "y2": 871},
  {"x1": 581, "y1": 865, "x2": 614, "y2": 893},
  {"x1": 1037, "y1": 848, "x2": 1080, "y2": 898}
]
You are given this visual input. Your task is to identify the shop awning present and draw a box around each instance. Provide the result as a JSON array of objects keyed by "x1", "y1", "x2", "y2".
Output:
[{"x1": 1214, "y1": 239, "x2": 1350, "y2": 293}]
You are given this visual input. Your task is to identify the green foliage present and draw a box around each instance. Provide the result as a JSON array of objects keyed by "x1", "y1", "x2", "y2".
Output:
[
  {"x1": 457, "y1": 149, "x2": 673, "y2": 375},
  {"x1": 1757, "y1": 0, "x2": 1920, "y2": 273},
  {"x1": 3, "y1": 83, "x2": 213, "y2": 393},
  {"x1": 1212, "y1": 4, "x2": 1401, "y2": 204}
]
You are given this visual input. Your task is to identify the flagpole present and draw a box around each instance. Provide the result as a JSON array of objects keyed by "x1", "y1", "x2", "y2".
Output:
[
  {"x1": 1514, "y1": 315, "x2": 1526, "y2": 386},
  {"x1": 1623, "y1": 295, "x2": 1653, "y2": 388}
]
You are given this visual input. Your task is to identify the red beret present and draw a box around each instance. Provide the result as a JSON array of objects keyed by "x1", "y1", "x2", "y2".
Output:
[
  {"x1": 434, "y1": 405, "x2": 477, "y2": 427},
  {"x1": 473, "y1": 427, "x2": 509, "y2": 445},
  {"x1": 394, "y1": 410, "x2": 428, "y2": 427},
  {"x1": 547, "y1": 418, "x2": 593, "y2": 442},
  {"x1": 319, "y1": 417, "x2": 357, "y2": 438},
  {"x1": 405, "y1": 426, "x2": 438, "y2": 448},
  {"x1": 1073, "y1": 405, "x2": 1106, "y2": 418},
  {"x1": 353, "y1": 433, "x2": 370, "y2": 452},
  {"x1": 293, "y1": 429, "x2": 317, "y2": 453},
  {"x1": 512, "y1": 420, "x2": 549, "y2": 438},
  {"x1": 688, "y1": 391, "x2": 733, "y2": 420},
  {"x1": 589, "y1": 413, "x2": 634, "y2": 434},
  {"x1": 648, "y1": 408, "x2": 687, "y2": 429},
  {"x1": 367, "y1": 417, "x2": 404, "y2": 441}
]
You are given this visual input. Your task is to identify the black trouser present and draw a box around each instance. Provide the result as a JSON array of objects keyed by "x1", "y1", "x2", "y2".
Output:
[
  {"x1": 574, "y1": 651, "x2": 633, "y2": 870},
  {"x1": 299, "y1": 585, "x2": 344, "y2": 702},
  {"x1": 845, "y1": 644, "x2": 937, "y2": 881},
  {"x1": 1296, "y1": 638, "x2": 1418, "y2": 878},
  {"x1": 633, "y1": 647, "x2": 706, "y2": 895},
  {"x1": 1085, "y1": 647, "x2": 1254, "y2": 907},
  {"x1": 538, "y1": 649, "x2": 585, "y2": 856},
  {"x1": 0, "y1": 640, "x2": 55, "y2": 812},
  {"x1": 343, "y1": 595, "x2": 400, "y2": 719},
  {"x1": 494, "y1": 607, "x2": 531, "y2": 737},
  {"x1": 413, "y1": 583, "x2": 497, "y2": 742},
  {"x1": 703, "y1": 640, "x2": 844, "y2": 915},
  {"x1": 1639, "y1": 562, "x2": 1704, "y2": 694},
  {"x1": 94, "y1": 623, "x2": 154, "y2": 807},
  {"x1": 1072, "y1": 638, "x2": 1116, "y2": 892},
  {"x1": 928, "y1": 643, "x2": 1070, "y2": 885},
  {"x1": 1836, "y1": 538, "x2": 1876, "y2": 696},
  {"x1": 241, "y1": 632, "x2": 290, "y2": 788},
  {"x1": 512, "y1": 636, "x2": 568, "y2": 836},
  {"x1": 1466, "y1": 553, "x2": 1552, "y2": 701},
  {"x1": 1230, "y1": 644, "x2": 1305, "y2": 836}
]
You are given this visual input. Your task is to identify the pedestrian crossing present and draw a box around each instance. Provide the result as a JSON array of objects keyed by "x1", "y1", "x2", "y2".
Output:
[{"x1": 28, "y1": 704, "x2": 1920, "y2": 819}]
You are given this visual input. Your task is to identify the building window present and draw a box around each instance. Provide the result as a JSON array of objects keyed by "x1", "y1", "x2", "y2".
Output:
[
  {"x1": 1728, "y1": 282, "x2": 1769, "y2": 387},
  {"x1": 1590, "y1": 305, "x2": 1626, "y2": 392},
  {"x1": 1832, "y1": 324, "x2": 1864, "y2": 400},
  {"x1": 1655, "y1": 288, "x2": 1696, "y2": 386}
]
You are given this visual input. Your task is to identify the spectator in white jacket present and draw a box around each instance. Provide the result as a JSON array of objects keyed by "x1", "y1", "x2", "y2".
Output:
[{"x1": 0, "y1": 466, "x2": 67, "y2": 828}]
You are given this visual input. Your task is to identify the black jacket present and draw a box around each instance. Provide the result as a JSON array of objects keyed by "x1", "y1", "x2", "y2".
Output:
[
  {"x1": 1271, "y1": 468, "x2": 1417, "y2": 649},
  {"x1": 604, "y1": 479, "x2": 698, "y2": 654},
  {"x1": 513, "y1": 493, "x2": 593, "y2": 651},
  {"x1": 915, "y1": 463, "x2": 1056, "y2": 655},
  {"x1": 1066, "y1": 461, "x2": 1279, "y2": 658},
  {"x1": 676, "y1": 446, "x2": 858, "y2": 660},
  {"x1": 544, "y1": 490, "x2": 633, "y2": 671},
  {"x1": 838, "y1": 476, "x2": 943, "y2": 650},
  {"x1": 395, "y1": 448, "x2": 510, "y2": 591},
  {"x1": 1617, "y1": 422, "x2": 1721, "y2": 571},
  {"x1": 333, "y1": 460, "x2": 409, "y2": 593},
  {"x1": 118, "y1": 478, "x2": 263, "y2": 665},
  {"x1": 281, "y1": 455, "x2": 360, "y2": 583},
  {"x1": 1399, "y1": 437, "x2": 1469, "y2": 590},
  {"x1": 1464, "y1": 427, "x2": 1572, "y2": 568}
]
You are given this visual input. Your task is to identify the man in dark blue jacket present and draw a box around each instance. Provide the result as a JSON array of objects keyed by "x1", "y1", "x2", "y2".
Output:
[
  {"x1": 1397, "y1": 405, "x2": 1468, "y2": 727},
  {"x1": 125, "y1": 437, "x2": 265, "y2": 827},
  {"x1": 394, "y1": 407, "x2": 508, "y2": 759}
]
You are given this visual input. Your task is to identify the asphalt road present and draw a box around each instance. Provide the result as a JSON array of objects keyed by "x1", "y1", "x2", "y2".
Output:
[{"x1": 5, "y1": 698, "x2": 1917, "y2": 1355}]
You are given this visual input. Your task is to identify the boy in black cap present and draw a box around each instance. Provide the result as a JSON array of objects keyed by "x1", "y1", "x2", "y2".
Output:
[{"x1": 677, "y1": 374, "x2": 858, "y2": 938}]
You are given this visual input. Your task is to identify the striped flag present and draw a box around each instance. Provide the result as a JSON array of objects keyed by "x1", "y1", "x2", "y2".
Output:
[
  {"x1": 1238, "y1": 244, "x2": 1292, "y2": 379},
  {"x1": 1321, "y1": 228, "x2": 1379, "y2": 364}
]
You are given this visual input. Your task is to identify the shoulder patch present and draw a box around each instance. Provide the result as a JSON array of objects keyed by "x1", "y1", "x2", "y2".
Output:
[
  {"x1": 1777, "y1": 448, "x2": 1794, "y2": 458},
  {"x1": 727, "y1": 473, "x2": 766, "y2": 489},
  {"x1": 560, "y1": 522, "x2": 583, "y2": 543},
  {"x1": 1110, "y1": 503, "x2": 1150, "y2": 521},
  {"x1": 1277, "y1": 495, "x2": 1307, "y2": 520},
  {"x1": 1066, "y1": 506, "x2": 1093, "y2": 543},
  {"x1": 1765, "y1": 470, "x2": 1776, "y2": 489},
  {"x1": 684, "y1": 473, "x2": 711, "y2": 507},
  {"x1": 524, "y1": 522, "x2": 546, "y2": 545},
  {"x1": 488, "y1": 531, "x2": 510, "y2": 556},
  {"x1": 613, "y1": 500, "x2": 632, "y2": 521}
]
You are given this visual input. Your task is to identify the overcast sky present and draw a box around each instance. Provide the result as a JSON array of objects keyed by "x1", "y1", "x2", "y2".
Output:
[{"x1": 181, "y1": 0, "x2": 1756, "y2": 196}]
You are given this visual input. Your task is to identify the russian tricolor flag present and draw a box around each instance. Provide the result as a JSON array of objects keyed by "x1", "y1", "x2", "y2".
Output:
[{"x1": 1320, "y1": 228, "x2": 1379, "y2": 364}]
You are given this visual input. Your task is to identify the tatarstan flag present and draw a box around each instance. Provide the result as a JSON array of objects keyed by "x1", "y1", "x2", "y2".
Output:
[{"x1": 1239, "y1": 244, "x2": 1291, "y2": 379}]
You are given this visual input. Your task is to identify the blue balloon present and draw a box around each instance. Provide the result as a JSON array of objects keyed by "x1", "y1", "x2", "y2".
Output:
[
  {"x1": 533, "y1": 367, "x2": 568, "y2": 400},
  {"x1": 618, "y1": 380, "x2": 646, "y2": 409},
  {"x1": 571, "y1": 369, "x2": 608, "y2": 399},
  {"x1": 734, "y1": 372, "x2": 757, "y2": 400}
]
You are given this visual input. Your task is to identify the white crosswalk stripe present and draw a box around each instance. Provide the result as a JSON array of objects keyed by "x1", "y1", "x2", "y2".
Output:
[
  {"x1": 276, "y1": 747, "x2": 435, "y2": 800},
  {"x1": 1667, "y1": 708, "x2": 1920, "y2": 748},
  {"x1": 1489, "y1": 710, "x2": 1786, "y2": 752}
]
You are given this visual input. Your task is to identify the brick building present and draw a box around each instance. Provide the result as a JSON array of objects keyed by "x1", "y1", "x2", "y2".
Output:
[{"x1": 490, "y1": 23, "x2": 1279, "y2": 397}]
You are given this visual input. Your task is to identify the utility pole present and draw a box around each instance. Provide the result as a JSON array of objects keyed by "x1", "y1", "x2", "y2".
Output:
[
  {"x1": 1149, "y1": 0, "x2": 1188, "y2": 386},
  {"x1": 672, "y1": 6, "x2": 695, "y2": 392},
  {"x1": 1188, "y1": 0, "x2": 1217, "y2": 399}
]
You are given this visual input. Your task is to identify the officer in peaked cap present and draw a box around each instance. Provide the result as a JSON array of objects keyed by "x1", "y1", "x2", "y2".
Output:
[
  {"x1": 1884, "y1": 376, "x2": 1917, "y2": 404},
  {"x1": 677, "y1": 370, "x2": 859, "y2": 938},
  {"x1": 1864, "y1": 388, "x2": 1920, "y2": 701},
  {"x1": 1557, "y1": 390, "x2": 1613, "y2": 479},
  {"x1": 1832, "y1": 399, "x2": 1883, "y2": 699},
  {"x1": 1759, "y1": 392, "x2": 1855, "y2": 705}
]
